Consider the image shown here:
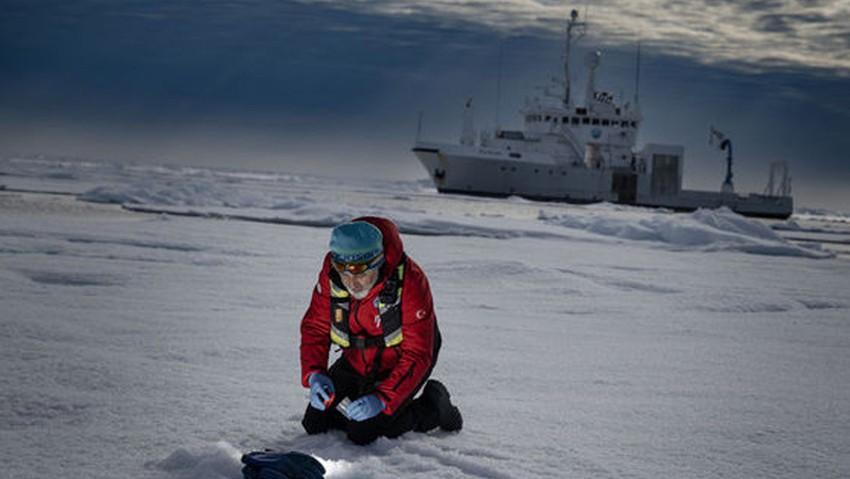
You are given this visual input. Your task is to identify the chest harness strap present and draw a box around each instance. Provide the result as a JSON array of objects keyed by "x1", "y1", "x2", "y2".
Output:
[{"x1": 329, "y1": 256, "x2": 406, "y2": 350}]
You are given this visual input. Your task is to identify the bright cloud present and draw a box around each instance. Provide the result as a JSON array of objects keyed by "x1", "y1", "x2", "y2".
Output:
[{"x1": 302, "y1": 0, "x2": 850, "y2": 76}]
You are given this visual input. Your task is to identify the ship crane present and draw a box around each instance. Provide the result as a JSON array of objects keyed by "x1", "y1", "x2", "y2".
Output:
[{"x1": 710, "y1": 127, "x2": 734, "y2": 194}]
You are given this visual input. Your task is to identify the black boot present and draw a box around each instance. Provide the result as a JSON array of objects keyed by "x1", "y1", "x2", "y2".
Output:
[{"x1": 421, "y1": 380, "x2": 463, "y2": 432}]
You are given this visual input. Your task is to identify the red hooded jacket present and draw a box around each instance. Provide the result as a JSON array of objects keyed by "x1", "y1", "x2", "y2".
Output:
[{"x1": 300, "y1": 217, "x2": 437, "y2": 415}]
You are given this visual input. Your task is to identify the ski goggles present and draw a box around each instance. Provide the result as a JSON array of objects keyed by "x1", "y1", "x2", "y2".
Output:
[{"x1": 330, "y1": 252, "x2": 384, "y2": 275}]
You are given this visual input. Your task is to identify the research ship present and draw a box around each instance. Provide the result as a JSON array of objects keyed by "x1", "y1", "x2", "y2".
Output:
[{"x1": 412, "y1": 10, "x2": 793, "y2": 219}]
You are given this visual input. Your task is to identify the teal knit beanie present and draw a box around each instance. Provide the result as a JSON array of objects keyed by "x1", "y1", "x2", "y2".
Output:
[{"x1": 329, "y1": 221, "x2": 384, "y2": 263}]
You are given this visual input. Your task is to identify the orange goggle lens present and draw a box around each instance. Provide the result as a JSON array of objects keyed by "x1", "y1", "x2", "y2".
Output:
[{"x1": 331, "y1": 253, "x2": 384, "y2": 275}]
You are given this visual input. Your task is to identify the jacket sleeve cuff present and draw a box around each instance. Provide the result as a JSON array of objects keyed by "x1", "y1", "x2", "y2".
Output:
[
  {"x1": 302, "y1": 367, "x2": 325, "y2": 387},
  {"x1": 374, "y1": 390, "x2": 392, "y2": 414}
]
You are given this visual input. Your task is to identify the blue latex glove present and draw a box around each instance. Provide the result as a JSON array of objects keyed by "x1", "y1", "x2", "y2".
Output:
[
  {"x1": 308, "y1": 373, "x2": 335, "y2": 411},
  {"x1": 347, "y1": 394, "x2": 386, "y2": 422}
]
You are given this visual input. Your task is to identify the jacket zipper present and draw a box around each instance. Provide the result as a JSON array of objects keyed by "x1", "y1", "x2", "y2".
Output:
[{"x1": 349, "y1": 299, "x2": 368, "y2": 366}]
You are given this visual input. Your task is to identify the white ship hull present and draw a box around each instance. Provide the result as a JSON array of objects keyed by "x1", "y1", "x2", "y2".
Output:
[
  {"x1": 414, "y1": 143, "x2": 615, "y2": 203},
  {"x1": 414, "y1": 144, "x2": 793, "y2": 219}
]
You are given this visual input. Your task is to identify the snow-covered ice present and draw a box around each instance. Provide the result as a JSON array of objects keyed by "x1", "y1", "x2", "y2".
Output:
[{"x1": 1, "y1": 156, "x2": 849, "y2": 478}]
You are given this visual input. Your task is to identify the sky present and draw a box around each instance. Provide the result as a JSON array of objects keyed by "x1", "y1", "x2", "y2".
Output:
[{"x1": 1, "y1": 0, "x2": 849, "y2": 211}]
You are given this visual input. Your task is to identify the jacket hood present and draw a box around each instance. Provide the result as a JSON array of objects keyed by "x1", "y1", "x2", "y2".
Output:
[{"x1": 352, "y1": 216, "x2": 404, "y2": 271}]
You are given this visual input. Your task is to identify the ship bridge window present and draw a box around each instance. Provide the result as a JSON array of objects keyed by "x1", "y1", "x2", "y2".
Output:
[
  {"x1": 562, "y1": 116, "x2": 569, "y2": 123},
  {"x1": 612, "y1": 120, "x2": 620, "y2": 127},
  {"x1": 545, "y1": 116, "x2": 551, "y2": 122},
  {"x1": 602, "y1": 119, "x2": 610, "y2": 126},
  {"x1": 571, "y1": 117, "x2": 579, "y2": 125},
  {"x1": 631, "y1": 121, "x2": 637, "y2": 128},
  {"x1": 592, "y1": 118, "x2": 600, "y2": 125},
  {"x1": 582, "y1": 117, "x2": 590, "y2": 125},
  {"x1": 498, "y1": 130, "x2": 525, "y2": 140},
  {"x1": 576, "y1": 108, "x2": 587, "y2": 115}
]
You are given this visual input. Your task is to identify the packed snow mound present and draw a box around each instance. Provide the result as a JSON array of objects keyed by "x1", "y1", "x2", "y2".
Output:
[
  {"x1": 795, "y1": 207, "x2": 850, "y2": 223},
  {"x1": 149, "y1": 430, "x2": 518, "y2": 479},
  {"x1": 150, "y1": 441, "x2": 242, "y2": 479},
  {"x1": 79, "y1": 179, "x2": 288, "y2": 209},
  {"x1": 539, "y1": 207, "x2": 833, "y2": 258}
]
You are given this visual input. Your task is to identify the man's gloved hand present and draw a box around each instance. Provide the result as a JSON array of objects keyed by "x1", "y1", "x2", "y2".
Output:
[
  {"x1": 308, "y1": 373, "x2": 335, "y2": 410},
  {"x1": 346, "y1": 394, "x2": 386, "y2": 422}
]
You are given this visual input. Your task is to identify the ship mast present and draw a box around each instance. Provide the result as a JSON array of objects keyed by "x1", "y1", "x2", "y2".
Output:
[{"x1": 563, "y1": 9, "x2": 586, "y2": 107}]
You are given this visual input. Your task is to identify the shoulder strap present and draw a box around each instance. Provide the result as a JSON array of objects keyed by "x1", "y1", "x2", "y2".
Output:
[
  {"x1": 377, "y1": 253, "x2": 406, "y2": 347},
  {"x1": 328, "y1": 269, "x2": 352, "y2": 347}
]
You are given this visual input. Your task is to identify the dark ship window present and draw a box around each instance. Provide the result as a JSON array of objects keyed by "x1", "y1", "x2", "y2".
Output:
[
  {"x1": 592, "y1": 119, "x2": 600, "y2": 125},
  {"x1": 498, "y1": 131, "x2": 525, "y2": 140},
  {"x1": 582, "y1": 118, "x2": 590, "y2": 125},
  {"x1": 602, "y1": 119, "x2": 610, "y2": 126},
  {"x1": 572, "y1": 118, "x2": 579, "y2": 125}
]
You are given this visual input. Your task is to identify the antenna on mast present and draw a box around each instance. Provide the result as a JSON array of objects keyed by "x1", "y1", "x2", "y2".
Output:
[
  {"x1": 634, "y1": 41, "x2": 642, "y2": 112},
  {"x1": 496, "y1": 42, "x2": 504, "y2": 130},
  {"x1": 563, "y1": 9, "x2": 587, "y2": 107}
]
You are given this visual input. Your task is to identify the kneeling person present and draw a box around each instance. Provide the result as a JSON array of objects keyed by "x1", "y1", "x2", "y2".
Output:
[{"x1": 299, "y1": 217, "x2": 462, "y2": 445}]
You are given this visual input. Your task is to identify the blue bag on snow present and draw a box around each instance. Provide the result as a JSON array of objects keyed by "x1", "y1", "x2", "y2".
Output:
[{"x1": 241, "y1": 450, "x2": 325, "y2": 479}]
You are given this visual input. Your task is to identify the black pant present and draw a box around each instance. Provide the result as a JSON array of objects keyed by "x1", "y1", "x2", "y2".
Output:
[{"x1": 301, "y1": 357, "x2": 439, "y2": 445}]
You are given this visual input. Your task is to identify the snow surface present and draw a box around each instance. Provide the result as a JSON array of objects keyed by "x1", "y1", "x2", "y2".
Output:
[{"x1": 2, "y1": 156, "x2": 849, "y2": 478}]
